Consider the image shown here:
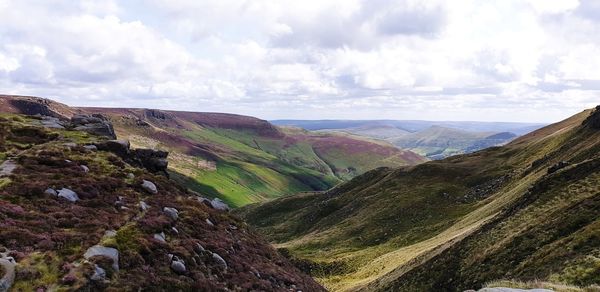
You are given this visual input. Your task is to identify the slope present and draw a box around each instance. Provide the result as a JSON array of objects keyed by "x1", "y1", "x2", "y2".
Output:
[
  {"x1": 0, "y1": 112, "x2": 323, "y2": 291},
  {"x1": 238, "y1": 106, "x2": 600, "y2": 291},
  {"x1": 0, "y1": 95, "x2": 427, "y2": 208}
]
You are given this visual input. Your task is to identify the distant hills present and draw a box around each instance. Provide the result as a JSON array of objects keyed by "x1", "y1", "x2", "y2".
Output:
[
  {"x1": 0, "y1": 95, "x2": 426, "y2": 207},
  {"x1": 272, "y1": 120, "x2": 545, "y2": 159},
  {"x1": 240, "y1": 106, "x2": 600, "y2": 291}
]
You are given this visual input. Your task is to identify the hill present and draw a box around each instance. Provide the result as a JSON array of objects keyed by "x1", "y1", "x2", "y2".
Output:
[
  {"x1": 390, "y1": 126, "x2": 517, "y2": 159},
  {"x1": 0, "y1": 95, "x2": 426, "y2": 207},
  {"x1": 238, "y1": 106, "x2": 600, "y2": 291},
  {"x1": 0, "y1": 111, "x2": 323, "y2": 291}
]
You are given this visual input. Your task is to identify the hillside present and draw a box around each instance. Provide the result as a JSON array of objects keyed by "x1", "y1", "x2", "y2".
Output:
[
  {"x1": 390, "y1": 126, "x2": 517, "y2": 159},
  {"x1": 0, "y1": 111, "x2": 323, "y2": 291},
  {"x1": 0, "y1": 95, "x2": 426, "y2": 208},
  {"x1": 238, "y1": 106, "x2": 600, "y2": 291}
]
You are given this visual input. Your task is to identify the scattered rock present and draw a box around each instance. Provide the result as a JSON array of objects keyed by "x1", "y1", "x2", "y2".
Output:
[
  {"x1": 212, "y1": 252, "x2": 227, "y2": 270},
  {"x1": 103, "y1": 230, "x2": 117, "y2": 238},
  {"x1": 205, "y1": 218, "x2": 214, "y2": 226},
  {"x1": 171, "y1": 227, "x2": 179, "y2": 235},
  {"x1": 210, "y1": 198, "x2": 230, "y2": 211},
  {"x1": 57, "y1": 188, "x2": 79, "y2": 202},
  {"x1": 194, "y1": 243, "x2": 205, "y2": 253},
  {"x1": 163, "y1": 207, "x2": 179, "y2": 220},
  {"x1": 141, "y1": 180, "x2": 157, "y2": 194},
  {"x1": 0, "y1": 251, "x2": 16, "y2": 292},
  {"x1": 62, "y1": 142, "x2": 77, "y2": 148},
  {"x1": 90, "y1": 264, "x2": 106, "y2": 281},
  {"x1": 127, "y1": 173, "x2": 135, "y2": 179},
  {"x1": 83, "y1": 144, "x2": 97, "y2": 151},
  {"x1": 44, "y1": 188, "x2": 57, "y2": 196},
  {"x1": 477, "y1": 288, "x2": 553, "y2": 292},
  {"x1": 0, "y1": 160, "x2": 17, "y2": 177},
  {"x1": 170, "y1": 258, "x2": 186, "y2": 274},
  {"x1": 153, "y1": 232, "x2": 166, "y2": 243},
  {"x1": 83, "y1": 245, "x2": 119, "y2": 271},
  {"x1": 139, "y1": 201, "x2": 149, "y2": 211},
  {"x1": 80, "y1": 165, "x2": 89, "y2": 173}
]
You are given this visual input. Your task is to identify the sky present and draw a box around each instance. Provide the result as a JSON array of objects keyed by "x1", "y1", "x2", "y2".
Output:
[{"x1": 0, "y1": 0, "x2": 599, "y2": 123}]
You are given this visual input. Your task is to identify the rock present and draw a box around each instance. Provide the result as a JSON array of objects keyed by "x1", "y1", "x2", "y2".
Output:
[
  {"x1": 80, "y1": 165, "x2": 89, "y2": 173},
  {"x1": 210, "y1": 198, "x2": 230, "y2": 211},
  {"x1": 95, "y1": 140, "x2": 130, "y2": 157},
  {"x1": 141, "y1": 180, "x2": 157, "y2": 194},
  {"x1": 153, "y1": 232, "x2": 166, "y2": 243},
  {"x1": 478, "y1": 288, "x2": 554, "y2": 292},
  {"x1": 583, "y1": 105, "x2": 600, "y2": 129},
  {"x1": 40, "y1": 116, "x2": 65, "y2": 129},
  {"x1": 70, "y1": 114, "x2": 116, "y2": 139},
  {"x1": 170, "y1": 258, "x2": 186, "y2": 274},
  {"x1": 548, "y1": 161, "x2": 570, "y2": 174},
  {"x1": 0, "y1": 251, "x2": 16, "y2": 292},
  {"x1": 103, "y1": 230, "x2": 117, "y2": 238},
  {"x1": 57, "y1": 188, "x2": 79, "y2": 202},
  {"x1": 83, "y1": 245, "x2": 119, "y2": 271},
  {"x1": 171, "y1": 227, "x2": 179, "y2": 235},
  {"x1": 212, "y1": 252, "x2": 227, "y2": 270},
  {"x1": 90, "y1": 264, "x2": 106, "y2": 281},
  {"x1": 127, "y1": 173, "x2": 135, "y2": 179},
  {"x1": 62, "y1": 142, "x2": 77, "y2": 148},
  {"x1": 194, "y1": 243, "x2": 206, "y2": 253},
  {"x1": 0, "y1": 160, "x2": 17, "y2": 177},
  {"x1": 131, "y1": 149, "x2": 169, "y2": 174},
  {"x1": 205, "y1": 218, "x2": 214, "y2": 226},
  {"x1": 139, "y1": 201, "x2": 149, "y2": 211},
  {"x1": 44, "y1": 188, "x2": 57, "y2": 196},
  {"x1": 83, "y1": 145, "x2": 97, "y2": 151},
  {"x1": 163, "y1": 207, "x2": 179, "y2": 220}
]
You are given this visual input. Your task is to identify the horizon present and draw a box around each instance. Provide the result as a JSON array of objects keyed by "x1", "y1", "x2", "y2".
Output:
[{"x1": 1, "y1": 1, "x2": 599, "y2": 123}]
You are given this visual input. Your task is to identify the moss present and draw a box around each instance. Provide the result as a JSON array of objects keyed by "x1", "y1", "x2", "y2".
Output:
[
  {"x1": 0, "y1": 177, "x2": 11, "y2": 188},
  {"x1": 12, "y1": 252, "x2": 62, "y2": 291},
  {"x1": 115, "y1": 224, "x2": 143, "y2": 253}
]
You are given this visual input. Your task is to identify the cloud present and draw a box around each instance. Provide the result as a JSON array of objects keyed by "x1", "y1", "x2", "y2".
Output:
[{"x1": 0, "y1": 0, "x2": 598, "y2": 123}]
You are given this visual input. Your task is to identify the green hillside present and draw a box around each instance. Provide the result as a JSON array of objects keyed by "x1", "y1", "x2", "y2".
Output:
[
  {"x1": 80, "y1": 108, "x2": 426, "y2": 208},
  {"x1": 238, "y1": 106, "x2": 600, "y2": 291}
]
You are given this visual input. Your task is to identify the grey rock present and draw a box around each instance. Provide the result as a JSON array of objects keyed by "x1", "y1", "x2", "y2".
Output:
[
  {"x1": 90, "y1": 264, "x2": 106, "y2": 281},
  {"x1": 57, "y1": 188, "x2": 79, "y2": 202},
  {"x1": 40, "y1": 116, "x2": 65, "y2": 129},
  {"x1": 83, "y1": 245, "x2": 119, "y2": 271},
  {"x1": 205, "y1": 218, "x2": 214, "y2": 226},
  {"x1": 127, "y1": 173, "x2": 135, "y2": 179},
  {"x1": 194, "y1": 243, "x2": 205, "y2": 253},
  {"x1": 80, "y1": 165, "x2": 89, "y2": 173},
  {"x1": 212, "y1": 252, "x2": 227, "y2": 270},
  {"x1": 141, "y1": 180, "x2": 157, "y2": 194},
  {"x1": 170, "y1": 258, "x2": 186, "y2": 274},
  {"x1": 0, "y1": 251, "x2": 16, "y2": 292},
  {"x1": 139, "y1": 201, "x2": 149, "y2": 211},
  {"x1": 153, "y1": 232, "x2": 166, "y2": 243},
  {"x1": 171, "y1": 227, "x2": 179, "y2": 235},
  {"x1": 44, "y1": 188, "x2": 57, "y2": 196},
  {"x1": 103, "y1": 230, "x2": 117, "y2": 238},
  {"x1": 95, "y1": 140, "x2": 130, "y2": 157},
  {"x1": 0, "y1": 160, "x2": 17, "y2": 177},
  {"x1": 478, "y1": 288, "x2": 554, "y2": 292},
  {"x1": 83, "y1": 145, "x2": 97, "y2": 151},
  {"x1": 71, "y1": 114, "x2": 116, "y2": 139},
  {"x1": 163, "y1": 207, "x2": 179, "y2": 220},
  {"x1": 63, "y1": 142, "x2": 77, "y2": 148},
  {"x1": 210, "y1": 198, "x2": 230, "y2": 211}
]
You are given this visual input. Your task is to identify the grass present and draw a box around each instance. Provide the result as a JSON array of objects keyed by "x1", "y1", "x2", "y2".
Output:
[
  {"x1": 239, "y1": 107, "x2": 600, "y2": 291},
  {"x1": 485, "y1": 279, "x2": 600, "y2": 292}
]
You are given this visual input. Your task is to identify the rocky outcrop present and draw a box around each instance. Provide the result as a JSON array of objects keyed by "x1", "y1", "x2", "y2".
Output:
[
  {"x1": 71, "y1": 114, "x2": 117, "y2": 139},
  {"x1": 57, "y1": 188, "x2": 80, "y2": 202},
  {"x1": 583, "y1": 105, "x2": 600, "y2": 129},
  {"x1": 131, "y1": 149, "x2": 168, "y2": 173}
]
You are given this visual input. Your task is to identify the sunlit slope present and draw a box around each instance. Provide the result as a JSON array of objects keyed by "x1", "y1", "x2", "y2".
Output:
[
  {"x1": 238, "y1": 107, "x2": 600, "y2": 291},
  {"x1": 83, "y1": 107, "x2": 426, "y2": 207}
]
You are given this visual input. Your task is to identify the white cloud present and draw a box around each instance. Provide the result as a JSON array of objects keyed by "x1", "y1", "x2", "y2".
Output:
[{"x1": 0, "y1": 0, "x2": 598, "y2": 123}]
